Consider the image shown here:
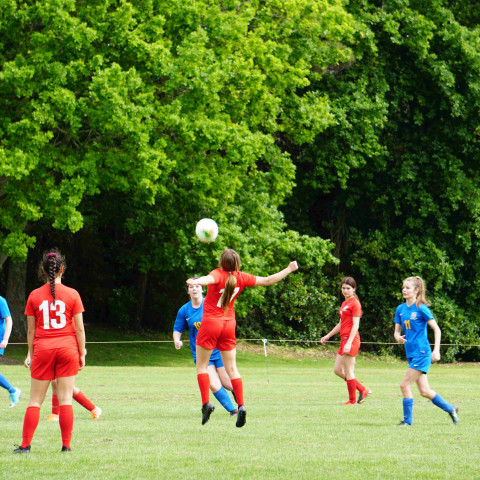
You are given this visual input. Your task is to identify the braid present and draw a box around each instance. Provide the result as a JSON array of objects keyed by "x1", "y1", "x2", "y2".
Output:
[
  {"x1": 49, "y1": 256, "x2": 57, "y2": 301},
  {"x1": 39, "y1": 249, "x2": 66, "y2": 302}
]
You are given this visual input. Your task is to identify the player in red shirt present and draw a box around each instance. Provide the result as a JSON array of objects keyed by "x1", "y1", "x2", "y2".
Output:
[
  {"x1": 46, "y1": 380, "x2": 102, "y2": 422},
  {"x1": 187, "y1": 248, "x2": 298, "y2": 427},
  {"x1": 14, "y1": 250, "x2": 86, "y2": 454},
  {"x1": 321, "y1": 277, "x2": 371, "y2": 405}
]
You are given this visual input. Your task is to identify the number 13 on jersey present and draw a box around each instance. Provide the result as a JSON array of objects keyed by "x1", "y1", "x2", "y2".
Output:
[{"x1": 39, "y1": 300, "x2": 67, "y2": 329}]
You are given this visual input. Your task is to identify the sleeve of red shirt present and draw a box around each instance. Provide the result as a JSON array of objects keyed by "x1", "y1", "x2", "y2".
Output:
[
  {"x1": 24, "y1": 294, "x2": 35, "y2": 316},
  {"x1": 71, "y1": 291, "x2": 85, "y2": 316},
  {"x1": 352, "y1": 299, "x2": 362, "y2": 317},
  {"x1": 209, "y1": 269, "x2": 222, "y2": 284},
  {"x1": 239, "y1": 272, "x2": 256, "y2": 288}
]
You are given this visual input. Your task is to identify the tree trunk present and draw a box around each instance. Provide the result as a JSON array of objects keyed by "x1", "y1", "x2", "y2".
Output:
[
  {"x1": 134, "y1": 271, "x2": 149, "y2": 332},
  {"x1": 6, "y1": 261, "x2": 27, "y2": 340}
]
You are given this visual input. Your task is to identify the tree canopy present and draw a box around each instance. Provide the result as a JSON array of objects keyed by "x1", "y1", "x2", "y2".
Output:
[{"x1": 1, "y1": 0, "x2": 480, "y2": 359}]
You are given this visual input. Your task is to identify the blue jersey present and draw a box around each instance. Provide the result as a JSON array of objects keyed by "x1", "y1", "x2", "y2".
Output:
[
  {"x1": 173, "y1": 300, "x2": 221, "y2": 363},
  {"x1": 0, "y1": 296, "x2": 11, "y2": 356},
  {"x1": 394, "y1": 302, "x2": 434, "y2": 358}
]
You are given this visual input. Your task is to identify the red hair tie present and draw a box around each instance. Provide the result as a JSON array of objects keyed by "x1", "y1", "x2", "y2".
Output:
[{"x1": 47, "y1": 253, "x2": 57, "y2": 258}]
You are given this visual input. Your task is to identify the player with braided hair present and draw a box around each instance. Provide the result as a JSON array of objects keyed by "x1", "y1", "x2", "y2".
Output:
[{"x1": 14, "y1": 249, "x2": 86, "y2": 454}]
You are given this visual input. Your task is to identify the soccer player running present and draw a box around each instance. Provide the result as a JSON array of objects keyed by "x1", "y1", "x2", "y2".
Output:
[
  {"x1": 394, "y1": 276, "x2": 459, "y2": 426},
  {"x1": 14, "y1": 250, "x2": 86, "y2": 453},
  {"x1": 187, "y1": 249, "x2": 298, "y2": 427},
  {"x1": 0, "y1": 295, "x2": 21, "y2": 407},
  {"x1": 174, "y1": 281, "x2": 238, "y2": 416},
  {"x1": 321, "y1": 277, "x2": 371, "y2": 405}
]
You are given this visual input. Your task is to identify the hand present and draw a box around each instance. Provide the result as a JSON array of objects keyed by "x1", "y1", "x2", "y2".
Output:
[
  {"x1": 0, "y1": 342, "x2": 7, "y2": 349},
  {"x1": 174, "y1": 340, "x2": 183, "y2": 349},
  {"x1": 186, "y1": 278, "x2": 197, "y2": 286},
  {"x1": 320, "y1": 335, "x2": 329, "y2": 344},
  {"x1": 79, "y1": 354, "x2": 86, "y2": 370},
  {"x1": 397, "y1": 335, "x2": 407, "y2": 345},
  {"x1": 432, "y1": 350, "x2": 441, "y2": 362},
  {"x1": 289, "y1": 261, "x2": 298, "y2": 272},
  {"x1": 24, "y1": 354, "x2": 31, "y2": 369},
  {"x1": 343, "y1": 343, "x2": 352, "y2": 354}
]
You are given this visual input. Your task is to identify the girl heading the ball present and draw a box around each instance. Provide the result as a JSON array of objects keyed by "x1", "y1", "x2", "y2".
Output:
[
  {"x1": 394, "y1": 276, "x2": 459, "y2": 426},
  {"x1": 173, "y1": 280, "x2": 237, "y2": 417},
  {"x1": 321, "y1": 277, "x2": 371, "y2": 405},
  {"x1": 187, "y1": 248, "x2": 298, "y2": 427}
]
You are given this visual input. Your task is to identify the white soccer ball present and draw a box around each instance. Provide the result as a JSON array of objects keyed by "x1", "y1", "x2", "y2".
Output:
[{"x1": 195, "y1": 218, "x2": 218, "y2": 243}]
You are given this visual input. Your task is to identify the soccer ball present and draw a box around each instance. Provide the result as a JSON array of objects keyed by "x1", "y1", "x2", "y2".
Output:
[{"x1": 195, "y1": 218, "x2": 218, "y2": 243}]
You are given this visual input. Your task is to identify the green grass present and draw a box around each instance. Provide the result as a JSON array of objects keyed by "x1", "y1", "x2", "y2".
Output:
[{"x1": 2, "y1": 340, "x2": 479, "y2": 479}]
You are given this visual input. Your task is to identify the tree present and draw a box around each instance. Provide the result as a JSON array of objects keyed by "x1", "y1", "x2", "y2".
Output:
[
  {"x1": 2, "y1": 0, "x2": 355, "y2": 336},
  {"x1": 283, "y1": 0, "x2": 480, "y2": 358}
]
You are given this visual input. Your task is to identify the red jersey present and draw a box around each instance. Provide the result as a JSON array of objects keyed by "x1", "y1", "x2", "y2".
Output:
[
  {"x1": 339, "y1": 296, "x2": 362, "y2": 337},
  {"x1": 24, "y1": 283, "x2": 84, "y2": 351},
  {"x1": 203, "y1": 269, "x2": 256, "y2": 320}
]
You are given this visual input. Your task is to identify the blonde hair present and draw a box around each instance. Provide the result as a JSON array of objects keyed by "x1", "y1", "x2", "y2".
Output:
[
  {"x1": 219, "y1": 249, "x2": 241, "y2": 312},
  {"x1": 404, "y1": 276, "x2": 430, "y2": 307}
]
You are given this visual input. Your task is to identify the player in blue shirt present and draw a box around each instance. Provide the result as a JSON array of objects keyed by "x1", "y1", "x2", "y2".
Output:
[
  {"x1": 0, "y1": 296, "x2": 21, "y2": 407},
  {"x1": 173, "y1": 282, "x2": 237, "y2": 416},
  {"x1": 394, "y1": 276, "x2": 458, "y2": 426}
]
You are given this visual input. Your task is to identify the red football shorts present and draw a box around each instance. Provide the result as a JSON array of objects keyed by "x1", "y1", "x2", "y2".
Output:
[
  {"x1": 338, "y1": 335, "x2": 361, "y2": 357},
  {"x1": 196, "y1": 317, "x2": 236, "y2": 351},
  {"x1": 30, "y1": 347, "x2": 79, "y2": 380}
]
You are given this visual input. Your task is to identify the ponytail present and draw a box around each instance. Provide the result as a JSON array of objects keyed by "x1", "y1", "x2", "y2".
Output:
[
  {"x1": 221, "y1": 272, "x2": 237, "y2": 313},
  {"x1": 405, "y1": 276, "x2": 430, "y2": 307},
  {"x1": 218, "y1": 248, "x2": 241, "y2": 313}
]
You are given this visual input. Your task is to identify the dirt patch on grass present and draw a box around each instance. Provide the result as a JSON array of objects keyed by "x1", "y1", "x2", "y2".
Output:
[{"x1": 0, "y1": 357, "x2": 22, "y2": 365}]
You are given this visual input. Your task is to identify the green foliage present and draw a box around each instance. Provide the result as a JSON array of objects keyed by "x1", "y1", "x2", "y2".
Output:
[
  {"x1": 3, "y1": 0, "x2": 480, "y2": 360},
  {"x1": 282, "y1": 0, "x2": 480, "y2": 359},
  {"x1": 2, "y1": 0, "x2": 349, "y2": 332}
]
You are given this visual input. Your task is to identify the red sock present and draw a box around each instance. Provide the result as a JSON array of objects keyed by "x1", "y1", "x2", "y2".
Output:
[
  {"x1": 22, "y1": 406, "x2": 40, "y2": 447},
  {"x1": 73, "y1": 391, "x2": 95, "y2": 411},
  {"x1": 231, "y1": 378, "x2": 244, "y2": 406},
  {"x1": 59, "y1": 405, "x2": 74, "y2": 449},
  {"x1": 52, "y1": 394, "x2": 59, "y2": 415},
  {"x1": 197, "y1": 373, "x2": 210, "y2": 404},
  {"x1": 356, "y1": 380, "x2": 366, "y2": 393},
  {"x1": 346, "y1": 379, "x2": 357, "y2": 403}
]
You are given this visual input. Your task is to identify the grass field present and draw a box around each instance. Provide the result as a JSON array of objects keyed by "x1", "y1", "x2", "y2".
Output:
[{"x1": 2, "y1": 337, "x2": 479, "y2": 480}]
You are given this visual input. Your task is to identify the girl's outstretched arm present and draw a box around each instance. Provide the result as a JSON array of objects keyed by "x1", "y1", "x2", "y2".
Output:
[
  {"x1": 187, "y1": 275, "x2": 215, "y2": 286},
  {"x1": 254, "y1": 261, "x2": 298, "y2": 287}
]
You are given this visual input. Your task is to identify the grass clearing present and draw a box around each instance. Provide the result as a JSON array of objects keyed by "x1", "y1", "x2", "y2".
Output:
[{"x1": 1, "y1": 340, "x2": 479, "y2": 479}]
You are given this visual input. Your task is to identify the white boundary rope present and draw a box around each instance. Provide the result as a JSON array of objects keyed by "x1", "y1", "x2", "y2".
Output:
[{"x1": 6, "y1": 339, "x2": 480, "y2": 346}]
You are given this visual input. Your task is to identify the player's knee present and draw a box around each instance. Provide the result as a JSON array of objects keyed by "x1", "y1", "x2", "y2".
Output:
[
  {"x1": 224, "y1": 365, "x2": 238, "y2": 378},
  {"x1": 333, "y1": 368, "x2": 344, "y2": 378},
  {"x1": 419, "y1": 388, "x2": 431, "y2": 398}
]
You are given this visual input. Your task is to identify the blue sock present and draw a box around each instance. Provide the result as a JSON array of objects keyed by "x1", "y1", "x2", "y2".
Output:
[
  {"x1": 403, "y1": 398, "x2": 414, "y2": 425},
  {"x1": 432, "y1": 393, "x2": 453, "y2": 413},
  {"x1": 213, "y1": 387, "x2": 236, "y2": 413},
  {"x1": 0, "y1": 374, "x2": 14, "y2": 393}
]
